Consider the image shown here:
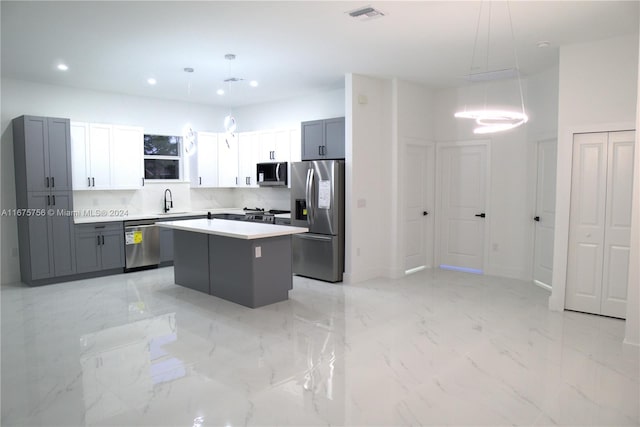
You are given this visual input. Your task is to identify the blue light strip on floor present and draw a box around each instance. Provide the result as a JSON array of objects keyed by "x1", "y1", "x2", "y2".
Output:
[{"x1": 439, "y1": 264, "x2": 483, "y2": 275}]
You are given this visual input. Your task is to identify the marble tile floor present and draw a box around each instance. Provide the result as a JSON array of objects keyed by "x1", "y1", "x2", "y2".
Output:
[{"x1": 1, "y1": 267, "x2": 638, "y2": 426}]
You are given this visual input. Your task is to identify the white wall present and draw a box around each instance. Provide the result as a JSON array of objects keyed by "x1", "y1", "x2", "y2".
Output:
[
  {"x1": 345, "y1": 74, "x2": 393, "y2": 282},
  {"x1": 624, "y1": 31, "x2": 640, "y2": 348},
  {"x1": 432, "y1": 69, "x2": 558, "y2": 281},
  {"x1": 234, "y1": 88, "x2": 345, "y2": 131},
  {"x1": 549, "y1": 34, "x2": 638, "y2": 320}
]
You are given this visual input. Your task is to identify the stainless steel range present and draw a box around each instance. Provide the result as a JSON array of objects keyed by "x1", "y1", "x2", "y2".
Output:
[{"x1": 242, "y1": 207, "x2": 290, "y2": 225}]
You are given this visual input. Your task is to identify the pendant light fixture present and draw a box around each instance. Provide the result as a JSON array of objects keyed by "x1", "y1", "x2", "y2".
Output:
[
  {"x1": 223, "y1": 54, "x2": 238, "y2": 137},
  {"x1": 455, "y1": 1, "x2": 528, "y2": 134},
  {"x1": 182, "y1": 67, "x2": 197, "y2": 156}
]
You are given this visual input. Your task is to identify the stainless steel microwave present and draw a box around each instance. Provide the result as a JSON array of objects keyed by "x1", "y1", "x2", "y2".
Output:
[{"x1": 256, "y1": 162, "x2": 288, "y2": 186}]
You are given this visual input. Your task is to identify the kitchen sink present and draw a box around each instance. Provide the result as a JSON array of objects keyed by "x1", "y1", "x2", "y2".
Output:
[{"x1": 158, "y1": 211, "x2": 190, "y2": 216}]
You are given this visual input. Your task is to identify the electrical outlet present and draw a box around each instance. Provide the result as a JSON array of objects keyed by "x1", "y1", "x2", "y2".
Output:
[{"x1": 255, "y1": 246, "x2": 262, "y2": 258}]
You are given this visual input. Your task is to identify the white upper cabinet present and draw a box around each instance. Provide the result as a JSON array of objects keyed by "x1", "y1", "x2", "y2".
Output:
[
  {"x1": 289, "y1": 128, "x2": 301, "y2": 163},
  {"x1": 218, "y1": 132, "x2": 239, "y2": 187},
  {"x1": 70, "y1": 122, "x2": 90, "y2": 190},
  {"x1": 70, "y1": 121, "x2": 143, "y2": 190},
  {"x1": 111, "y1": 125, "x2": 144, "y2": 189},
  {"x1": 238, "y1": 132, "x2": 260, "y2": 187},
  {"x1": 259, "y1": 130, "x2": 291, "y2": 163},
  {"x1": 190, "y1": 132, "x2": 219, "y2": 188}
]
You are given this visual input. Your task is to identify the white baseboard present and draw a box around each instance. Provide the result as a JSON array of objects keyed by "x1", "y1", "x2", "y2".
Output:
[{"x1": 533, "y1": 280, "x2": 552, "y2": 292}]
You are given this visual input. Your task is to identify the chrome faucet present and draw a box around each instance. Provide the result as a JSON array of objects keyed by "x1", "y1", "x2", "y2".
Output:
[{"x1": 163, "y1": 188, "x2": 173, "y2": 213}]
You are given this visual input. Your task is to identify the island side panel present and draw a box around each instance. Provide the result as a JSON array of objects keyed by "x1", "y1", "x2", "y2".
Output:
[
  {"x1": 209, "y1": 235, "x2": 293, "y2": 308},
  {"x1": 173, "y1": 230, "x2": 210, "y2": 294}
]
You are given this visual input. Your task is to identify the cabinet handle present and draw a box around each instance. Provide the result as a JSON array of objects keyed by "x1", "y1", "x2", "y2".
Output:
[
  {"x1": 47, "y1": 195, "x2": 50, "y2": 206},
  {"x1": 46, "y1": 177, "x2": 49, "y2": 188},
  {"x1": 475, "y1": 213, "x2": 486, "y2": 218},
  {"x1": 97, "y1": 236, "x2": 101, "y2": 246},
  {"x1": 101, "y1": 235, "x2": 105, "y2": 245},
  {"x1": 235, "y1": 177, "x2": 238, "y2": 185},
  {"x1": 52, "y1": 195, "x2": 56, "y2": 206},
  {"x1": 246, "y1": 176, "x2": 250, "y2": 185},
  {"x1": 92, "y1": 177, "x2": 95, "y2": 187},
  {"x1": 142, "y1": 177, "x2": 145, "y2": 187},
  {"x1": 318, "y1": 146, "x2": 322, "y2": 156},
  {"x1": 534, "y1": 216, "x2": 540, "y2": 222},
  {"x1": 88, "y1": 177, "x2": 91, "y2": 187},
  {"x1": 199, "y1": 177, "x2": 202, "y2": 185},
  {"x1": 51, "y1": 177, "x2": 55, "y2": 188}
]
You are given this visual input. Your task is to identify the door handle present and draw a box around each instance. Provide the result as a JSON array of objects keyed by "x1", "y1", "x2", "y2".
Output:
[
  {"x1": 47, "y1": 195, "x2": 50, "y2": 206},
  {"x1": 475, "y1": 213, "x2": 486, "y2": 218},
  {"x1": 97, "y1": 235, "x2": 101, "y2": 246},
  {"x1": 46, "y1": 177, "x2": 49, "y2": 188},
  {"x1": 101, "y1": 235, "x2": 105, "y2": 245},
  {"x1": 51, "y1": 177, "x2": 55, "y2": 188},
  {"x1": 52, "y1": 195, "x2": 55, "y2": 206},
  {"x1": 423, "y1": 211, "x2": 429, "y2": 216},
  {"x1": 534, "y1": 216, "x2": 540, "y2": 222}
]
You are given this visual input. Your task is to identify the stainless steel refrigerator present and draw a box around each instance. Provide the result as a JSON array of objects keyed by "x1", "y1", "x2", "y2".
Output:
[{"x1": 290, "y1": 160, "x2": 345, "y2": 282}]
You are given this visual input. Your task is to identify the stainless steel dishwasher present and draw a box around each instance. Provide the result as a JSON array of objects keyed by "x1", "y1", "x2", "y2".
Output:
[{"x1": 124, "y1": 219, "x2": 160, "y2": 271}]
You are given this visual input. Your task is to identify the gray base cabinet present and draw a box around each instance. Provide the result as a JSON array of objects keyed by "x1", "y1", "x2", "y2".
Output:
[
  {"x1": 172, "y1": 230, "x2": 293, "y2": 308},
  {"x1": 301, "y1": 117, "x2": 345, "y2": 160},
  {"x1": 75, "y1": 222, "x2": 124, "y2": 274},
  {"x1": 159, "y1": 228, "x2": 174, "y2": 264},
  {"x1": 13, "y1": 115, "x2": 76, "y2": 285}
]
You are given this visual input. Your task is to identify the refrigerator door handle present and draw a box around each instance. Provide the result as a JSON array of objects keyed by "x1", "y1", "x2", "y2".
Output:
[
  {"x1": 276, "y1": 163, "x2": 281, "y2": 182},
  {"x1": 308, "y1": 168, "x2": 315, "y2": 225},
  {"x1": 305, "y1": 168, "x2": 312, "y2": 225}
]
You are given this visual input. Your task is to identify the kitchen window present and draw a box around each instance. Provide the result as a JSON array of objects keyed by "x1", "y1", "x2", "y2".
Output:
[{"x1": 144, "y1": 134, "x2": 182, "y2": 180}]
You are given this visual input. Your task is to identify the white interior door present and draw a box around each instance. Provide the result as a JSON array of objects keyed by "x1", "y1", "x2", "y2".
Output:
[
  {"x1": 601, "y1": 131, "x2": 635, "y2": 318},
  {"x1": 403, "y1": 141, "x2": 434, "y2": 273},
  {"x1": 533, "y1": 139, "x2": 557, "y2": 288},
  {"x1": 566, "y1": 133, "x2": 608, "y2": 314},
  {"x1": 566, "y1": 131, "x2": 635, "y2": 319},
  {"x1": 437, "y1": 143, "x2": 488, "y2": 273}
]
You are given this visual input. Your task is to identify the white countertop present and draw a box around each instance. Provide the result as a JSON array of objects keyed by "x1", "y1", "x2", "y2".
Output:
[
  {"x1": 73, "y1": 208, "x2": 290, "y2": 224},
  {"x1": 157, "y1": 218, "x2": 307, "y2": 240}
]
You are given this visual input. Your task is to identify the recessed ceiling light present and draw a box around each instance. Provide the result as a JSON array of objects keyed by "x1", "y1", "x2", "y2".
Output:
[
  {"x1": 537, "y1": 41, "x2": 551, "y2": 48},
  {"x1": 249, "y1": 80, "x2": 259, "y2": 88},
  {"x1": 147, "y1": 77, "x2": 157, "y2": 85},
  {"x1": 216, "y1": 89, "x2": 225, "y2": 95},
  {"x1": 57, "y1": 63, "x2": 68, "y2": 71}
]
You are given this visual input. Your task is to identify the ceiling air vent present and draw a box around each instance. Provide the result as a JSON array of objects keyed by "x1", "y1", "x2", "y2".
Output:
[{"x1": 347, "y1": 5, "x2": 385, "y2": 21}]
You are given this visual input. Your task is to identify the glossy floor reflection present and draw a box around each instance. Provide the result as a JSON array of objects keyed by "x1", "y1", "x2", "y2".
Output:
[{"x1": 2, "y1": 268, "x2": 638, "y2": 426}]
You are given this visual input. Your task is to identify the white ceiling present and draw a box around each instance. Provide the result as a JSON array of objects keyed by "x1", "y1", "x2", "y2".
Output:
[{"x1": 2, "y1": 1, "x2": 638, "y2": 107}]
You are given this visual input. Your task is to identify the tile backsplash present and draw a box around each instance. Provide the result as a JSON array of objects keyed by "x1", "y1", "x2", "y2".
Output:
[{"x1": 72, "y1": 184, "x2": 290, "y2": 215}]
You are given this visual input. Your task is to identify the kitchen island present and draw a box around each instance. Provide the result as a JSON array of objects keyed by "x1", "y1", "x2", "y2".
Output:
[{"x1": 158, "y1": 218, "x2": 308, "y2": 308}]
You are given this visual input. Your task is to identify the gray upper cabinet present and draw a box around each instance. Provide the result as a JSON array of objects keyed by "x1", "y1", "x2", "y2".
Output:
[
  {"x1": 13, "y1": 115, "x2": 76, "y2": 284},
  {"x1": 14, "y1": 116, "x2": 73, "y2": 193},
  {"x1": 301, "y1": 117, "x2": 345, "y2": 160}
]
